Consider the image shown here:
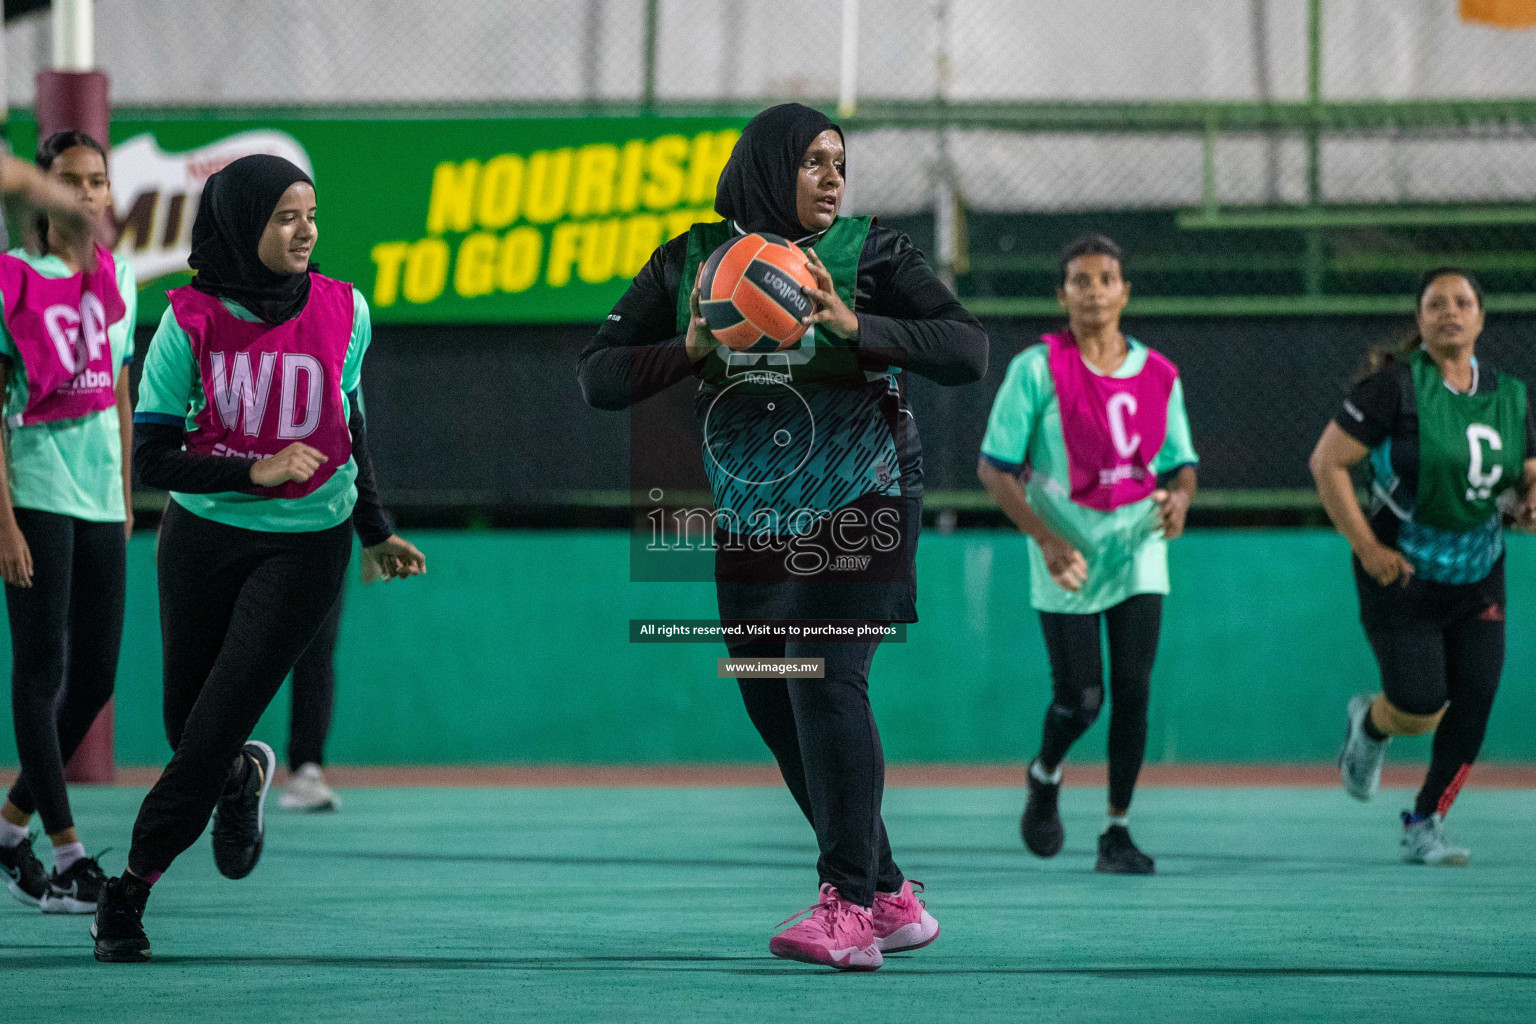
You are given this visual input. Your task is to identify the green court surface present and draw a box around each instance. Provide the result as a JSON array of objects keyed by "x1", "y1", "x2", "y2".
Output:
[{"x1": 4, "y1": 785, "x2": 1534, "y2": 1023}]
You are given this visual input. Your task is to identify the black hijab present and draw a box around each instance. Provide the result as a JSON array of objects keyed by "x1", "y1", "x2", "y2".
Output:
[
  {"x1": 714, "y1": 103, "x2": 843, "y2": 241},
  {"x1": 189, "y1": 154, "x2": 316, "y2": 324}
]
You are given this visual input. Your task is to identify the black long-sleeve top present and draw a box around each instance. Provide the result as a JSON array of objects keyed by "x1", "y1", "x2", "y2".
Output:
[
  {"x1": 134, "y1": 391, "x2": 394, "y2": 546},
  {"x1": 577, "y1": 224, "x2": 987, "y2": 411},
  {"x1": 577, "y1": 222, "x2": 988, "y2": 518}
]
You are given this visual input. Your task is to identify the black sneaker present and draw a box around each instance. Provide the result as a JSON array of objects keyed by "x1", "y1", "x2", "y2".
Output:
[
  {"x1": 41, "y1": 854, "x2": 109, "y2": 914},
  {"x1": 1095, "y1": 824, "x2": 1155, "y2": 875},
  {"x1": 92, "y1": 875, "x2": 151, "y2": 963},
  {"x1": 211, "y1": 740, "x2": 276, "y2": 880},
  {"x1": 1020, "y1": 761, "x2": 1065, "y2": 858},
  {"x1": 0, "y1": 832, "x2": 49, "y2": 906}
]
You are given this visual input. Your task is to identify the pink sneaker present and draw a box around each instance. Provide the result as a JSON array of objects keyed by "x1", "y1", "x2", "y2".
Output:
[
  {"x1": 873, "y1": 879, "x2": 939, "y2": 953},
  {"x1": 769, "y1": 884, "x2": 883, "y2": 971}
]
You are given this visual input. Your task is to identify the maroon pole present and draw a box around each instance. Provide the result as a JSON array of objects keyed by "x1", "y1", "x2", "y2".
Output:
[
  {"x1": 33, "y1": 70, "x2": 109, "y2": 150},
  {"x1": 36, "y1": 68, "x2": 116, "y2": 785}
]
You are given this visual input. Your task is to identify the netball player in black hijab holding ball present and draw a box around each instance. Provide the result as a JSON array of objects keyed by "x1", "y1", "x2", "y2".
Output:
[{"x1": 579, "y1": 103, "x2": 987, "y2": 971}]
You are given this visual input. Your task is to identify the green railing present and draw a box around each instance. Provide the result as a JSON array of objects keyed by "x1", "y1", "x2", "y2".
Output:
[{"x1": 64, "y1": 94, "x2": 1536, "y2": 131}]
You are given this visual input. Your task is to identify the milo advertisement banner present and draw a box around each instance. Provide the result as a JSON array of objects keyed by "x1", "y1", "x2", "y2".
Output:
[{"x1": 10, "y1": 114, "x2": 745, "y2": 325}]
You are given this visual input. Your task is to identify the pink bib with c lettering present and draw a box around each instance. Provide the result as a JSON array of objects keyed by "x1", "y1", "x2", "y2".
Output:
[{"x1": 1045, "y1": 330, "x2": 1178, "y2": 512}]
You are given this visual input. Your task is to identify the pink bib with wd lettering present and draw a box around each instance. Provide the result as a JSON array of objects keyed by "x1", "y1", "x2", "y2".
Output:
[
  {"x1": 168, "y1": 274, "x2": 354, "y2": 500},
  {"x1": 1045, "y1": 331, "x2": 1178, "y2": 512},
  {"x1": 0, "y1": 245, "x2": 127, "y2": 426}
]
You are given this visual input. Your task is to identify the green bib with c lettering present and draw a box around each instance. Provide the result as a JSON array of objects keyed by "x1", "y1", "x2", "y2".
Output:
[{"x1": 1412, "y1": 348, "x2": 1526, "y2": 532}]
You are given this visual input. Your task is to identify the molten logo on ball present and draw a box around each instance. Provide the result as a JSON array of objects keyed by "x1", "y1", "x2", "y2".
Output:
[{"x1": 699, "y1": 233, "x2": 818, "y2": 353}]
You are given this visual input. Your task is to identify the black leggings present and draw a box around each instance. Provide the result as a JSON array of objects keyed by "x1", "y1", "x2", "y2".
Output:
[
  {"x1": 1357, "y1": 556, "x2": 1505, "y2": 819},
  {"x1": 288, "y1": 586, "x2": 343, "y2": 771},
  {"x1": 4, "y1": 509, "x2": 124, "y2": 835},
  {"x1": 127, "y1": 501, "x2": 350, "y2": 879},
  {"x1": 1035, "y1": 593, "x2": 1162, "y2": 813},
  {"x1": 728, "y1": 635, "x2": 901, "y2": 908}
]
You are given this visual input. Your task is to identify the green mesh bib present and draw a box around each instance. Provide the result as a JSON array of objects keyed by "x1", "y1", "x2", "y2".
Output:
[
  {"x1": 1411, "y1": 349, "x2": 1526, "y2": 532},
  {"x1": 675, "y1": 217, "x2": 906, "y2": 528},
  {"x1": 675, "y1": 216, "x2": 872, "y2": 394},
  {"x1": 1378, "y1": 350, "x2": 1529, "y2": 584}
]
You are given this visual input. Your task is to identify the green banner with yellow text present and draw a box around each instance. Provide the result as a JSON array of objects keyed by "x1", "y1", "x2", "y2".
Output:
[{"x1": 9, "y1": 113, "x2": 746, "y2": 326}]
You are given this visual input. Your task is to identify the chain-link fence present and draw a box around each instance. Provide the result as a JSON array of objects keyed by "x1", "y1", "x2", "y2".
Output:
[
  {"x1": 6, "y1": 4, "x2": 1535, "y2": 178},
  {"x1": 5, "y1": 0, "x2": 1535, "y2": 510},
  {"x1": 922, "y1": 116, "x2": 1536, "y2": 316},
  {"x1": 10, "y1": 1, "x2": 1534, "y2": 106},
  {"x1": 6, "y1": 1, "x2": 1534, "y2": 220}
]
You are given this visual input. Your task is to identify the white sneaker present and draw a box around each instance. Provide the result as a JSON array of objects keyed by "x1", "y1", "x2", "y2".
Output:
[
  {"x1": 1400, "y1": 811, "x2": 1470, "y2": 866},
  {"x1": 1339, "y1": 693, "x2": 1388, "y2": 802},
  {"x1": 279, "y1": 763, "x2": 340, "y2": 812}
]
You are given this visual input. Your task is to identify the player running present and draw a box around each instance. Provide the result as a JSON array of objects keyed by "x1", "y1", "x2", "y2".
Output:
[
  {"x1": 90, "y1": 155, "x2": 423, "y2": 962},
  {"x1": 1315, "y1": 267, "x2": 1535, "y2": 866},
  {"x1": 979, "y1": 234, "x2": 1197, "y2": 875}
]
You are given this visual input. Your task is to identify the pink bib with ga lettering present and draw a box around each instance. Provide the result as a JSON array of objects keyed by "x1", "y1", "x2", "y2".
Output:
[
  {"x1": 167, "y1": 273, "x2": 354, "y2": 500},
  {"x1": 0, "y1": 245, "x2": 127, "y2": 426},
  {"x1": 1044, "y1": 331, "x2": 1178, "y2": 512}
]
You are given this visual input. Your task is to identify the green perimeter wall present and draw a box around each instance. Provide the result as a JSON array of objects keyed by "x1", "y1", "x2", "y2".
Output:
[{"x1": 1, "y1": 529, "x2": 1532, "y2": 768}]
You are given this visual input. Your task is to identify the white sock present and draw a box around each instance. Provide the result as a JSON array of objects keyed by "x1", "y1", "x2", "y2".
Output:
[
  {"x1": 1106, "y1": 815, "x2": 1129, "y2": 830},
  {"x1": 52, "y1": 841, "x2": 85, "y2": 873},
  {"x1": 1030, "y1": 760, "x2": 1063, "y2": 785},
  {"x1": 0, "y1": 817, "x2": 28, "y2": 847}
]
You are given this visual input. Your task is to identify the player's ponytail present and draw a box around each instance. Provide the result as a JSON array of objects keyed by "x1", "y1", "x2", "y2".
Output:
[{"x1": 1355, "y1": 266, "x2": 1484, "y2": 382}]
